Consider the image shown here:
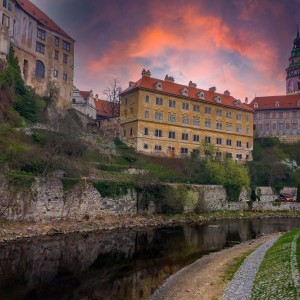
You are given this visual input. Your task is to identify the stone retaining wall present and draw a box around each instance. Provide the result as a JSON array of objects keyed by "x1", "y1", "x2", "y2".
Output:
[{"x1": 0, "y1": 174, "x2": 299, "y2": 222}]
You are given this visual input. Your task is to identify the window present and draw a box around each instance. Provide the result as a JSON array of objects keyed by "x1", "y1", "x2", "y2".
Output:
[
  {"x1": 155, "y1": 129, "x2": 162, "y2": 137},
  {"x1": 8, "y1": 1, "x2": 11, "y2": 11},
  {"x1": 54, "y1": 50, "x2": 59, "y2": 60},
  {"x1": 236, "y1": 154, "x2": 242, "y2": 160},
  {"x1": 144, "y1": 144, "x2": 148, "y2": 149},
  {"x1": 205, "y1": 120, "x2": 211, "y2": 128},
  {"x1": 216, "y1": 122, "x2": 222, "y2": 130},
  {"x1": 63, "y1": 40, "x2": 71, "y2": 51},
  {"x1": 246, "y1": 126, "x2": 250, "y2": 134},
  {"x1": 205, "y1": 107, "x2": 211, "y2": 114},
  {"x1": 130, "y1": 128, "x2": 133, "y2": 136},
  {"x1": 23, "y1": 59, "x2": 28, "y2": 78},
  {"x1": 55, "y1": 36, "x2": 60, "y2": 46},
  {"x1": 226, "y1": 111, "x2": 232, "y2": 118},
  {"x1": 156, "y1": 97, "x2": 163, "y2": 105},
  {"x1": 154, "y1": 145, "x2": 162, "y2": 151},
  {"x1": 145, "y1": 95, "x2": 149, "y2": 103},
  {"x1": 63, "y1": 54, "x2": 68, "y2": 64},
  {"x1": 144, "y1": 128, "x2": 149, "y2": 135},
  {"x1": 169, "y1": 100, "x2": 176, "y2": 108},
  {"x1": 182, "y1": 133, "x2": 189, "y2": 140},
  {"x1": 226, "y1": 124, "x2": 232, "y2": 131},
  {"x1": 216, "y1": 109, "x2": 222, "y2": 116},
  {"x1": 226, "y1": 139, "x2": 232, "y2": 146},
  {"x1": 168, "y1": 131, "x2": 176, "y2": 139},
  {"x1": 193, "y1": 118, "x2": 200, "y2": 126},
  {"x1": 182, "y1": 103, "x2": 189, "y2": 110},
  {"x1": 123, "y1": 130, "x2": 126, "y2": 137},
  {"x1": 35, "y1": 60, "x2": 45, "y2": 78},
  {"x1": 36, "y1": 42, "x2": 45, "y2": 54},
  {"x1": 236, "y1": 125, "x2": 242, "y2": 133},
  {"x1": 145, "y1": 111, "x2": 149, "y2": 118},
  {"x1": 53, "y1": 69, "x2": 58, "y2": 77},
  {"x1": 193, "y1": 135, "x2": 200, "y2": 142},
  {"x1": 246, "y1": 114, "x2": 249, "y2": 121},
  {"x1": 279, "y1": 112, "x2": 283, "y2": 118},
  {"x1": 2, "y1": 14, "x2": 9, "y2": 28},
  {"x1": 3, "y1": 0, "x2": 7, "y2": 8},
  {"x1": 216, "y1": 138, "x2": 222, "y2": 145},
  {"x1": 286, "y1": 123, "x2": 290, "y2": 129},
  {"x1": 205, "y1": 136, "x2": 211, "y2": 143},
  {"x1": 181, "y1": 148, "x2": 188, "y2": 154},
  {"x1": 226, "y1": 152, "x2": 233, "y2": 159},
  {"x1": 193, "y1": 105, "x2": 200, "y2": 112},
  {"x1": 168, "y1": 115, "x2": 176, "y2": 122},
  {"x1": 236, "y1": 141, "x2": 242, "y2": 147},
  {"x1": 155, "y1": 112, "x2": 163, "y2": 120},
  {"x1": 63, "y1": 73, "x2": 68, "y2": 81},
  {"x1": 246, "y1": 142, "x2": 250, "y2": 148},
  {"x1": 236, "y1": 113, "x2": 242, "y2": 120},
  {"x1": 182, "y1": 117, "x2": 189, "y2": 124},
  {"x1": 37, "y1": 28, "x2": 46, "y2": 40}
]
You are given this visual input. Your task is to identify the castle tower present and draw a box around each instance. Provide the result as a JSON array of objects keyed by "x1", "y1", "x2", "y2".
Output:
[{"x1": 286, "y1": 26, "x2": 300, "y2": 94}]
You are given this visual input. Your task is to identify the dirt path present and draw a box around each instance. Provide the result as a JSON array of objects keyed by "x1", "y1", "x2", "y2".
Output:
[{"x1": 150, "y1": 233, "x2": 281, "y2": 300}]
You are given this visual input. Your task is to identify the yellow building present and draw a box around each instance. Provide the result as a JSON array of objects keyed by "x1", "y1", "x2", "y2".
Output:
[{"x1": 120, "y1": 70, "x2": 254, "y2": 161}]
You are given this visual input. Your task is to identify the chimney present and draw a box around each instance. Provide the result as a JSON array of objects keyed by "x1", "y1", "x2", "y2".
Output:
[
  {"x1": 95, "y1": 94, "x2": 99, "y2": 100},
  {"x1": 245, "y1": 97, "x2": 248, "y2": 104},
  {"x1": 129, "y1": 81, "x2": 136, "y2": 88},
  {"x1": 142, "y1": 69, "x2": 151, "y2": 77},
  {"x1": 224, "y1": 90, "x2": 230, "y2": 96},
  {"x1": 165, "y1": 75, "x2": 175, "y2": 82},
  {"x1": 209, "y1": 86, "x2": 216, "y2": 93},
  {"x1": 188, "y1": 81, "x2": 197, "y2": 88}
]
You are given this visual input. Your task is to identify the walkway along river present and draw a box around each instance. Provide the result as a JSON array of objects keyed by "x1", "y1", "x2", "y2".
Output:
[{"x1": 0, "y1": 218, "x2": 300, "y2": 300}]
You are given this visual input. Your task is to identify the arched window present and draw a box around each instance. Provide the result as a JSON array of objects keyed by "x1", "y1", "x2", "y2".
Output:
[
  {"x1": 35, "y1": 60, "x2": 45, "y2": 78},
  {"x1": 23, "y1": 59, "x2": 29, "y2": 78},
  {"x1": 22, "y1": 17, "x2": 27, "y2": 39}
]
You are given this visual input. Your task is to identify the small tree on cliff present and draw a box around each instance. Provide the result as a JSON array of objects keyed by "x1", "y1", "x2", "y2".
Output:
[{"x1": 103, "y1": 78, "x2": 122, "y2": 118}]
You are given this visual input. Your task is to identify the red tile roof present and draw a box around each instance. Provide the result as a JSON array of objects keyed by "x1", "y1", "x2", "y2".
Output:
[
  {"x1": 16, "y1": 0, "x2": 74, "y2": 40},
  {"x1": 250, "y1": 95, "x2": 300, "y2": 110},
  {"x1": 121, "y1": 75, "x2": 253, "y2": 112},
  {"x1": 79, "y1": 91, "x2": 90, "y2": 101},
  {"x1": 94, "y1": 99, "x2": 119, "y2": 118}
]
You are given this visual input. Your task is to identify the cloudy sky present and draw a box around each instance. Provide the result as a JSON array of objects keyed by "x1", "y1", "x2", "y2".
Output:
[{"x1": 31, "y1": 0, "x2": 300, "y2": 100}]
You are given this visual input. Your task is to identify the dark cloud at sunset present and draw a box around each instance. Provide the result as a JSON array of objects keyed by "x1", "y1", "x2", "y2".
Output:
[{"x1": 31, "y1": 0, "x2": 300, "y2": 100}]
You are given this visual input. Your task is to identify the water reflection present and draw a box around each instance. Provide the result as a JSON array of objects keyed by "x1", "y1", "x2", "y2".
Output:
[{"x1": 0, "y1": 218, "x2": 299, "y2": 300}]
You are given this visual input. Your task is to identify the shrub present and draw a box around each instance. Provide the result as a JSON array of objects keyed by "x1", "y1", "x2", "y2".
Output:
[
  {"x1": 7, "y1": 170, "x2": 35, "y2": 189},
  {"x1": 92, "y1": 181, "x2": 134, "y2": 198},
  {"x1": 61, "y1": 178, "x2": 80, "y2": 191},
  {"x1": 98, "y1": 164, "x2": 129, "y2": 172},
  {"x1": 224, "y1": 183, "x2": 242, "y2": 202}
]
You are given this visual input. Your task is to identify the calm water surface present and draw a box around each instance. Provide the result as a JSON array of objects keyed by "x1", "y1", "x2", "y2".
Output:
[{"x1": 0, "y1": 218, "x2": 300, "y2": 300}]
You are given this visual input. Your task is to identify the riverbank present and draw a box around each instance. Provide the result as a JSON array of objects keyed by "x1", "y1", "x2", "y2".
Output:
[
  {"x1": 150, "y1": 233, "x2": 281, "y2": 300},
  {"x1": 0, "y1": 210, "x2": 300, "y2": 244}
]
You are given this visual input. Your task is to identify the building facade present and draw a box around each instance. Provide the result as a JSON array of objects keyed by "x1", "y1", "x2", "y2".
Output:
[
  {"x1": 251, "y1": 29, "x2": 300, "y2": 142},
  {"x1": 0, "y1": 0, "x2": 74, "y2": 109},
  {"x1": 120, "y1": 70, "x2": 254, "y2": 161},
  {"x1": 72, "y1": 88, "x2": 97, "y2": 121}
]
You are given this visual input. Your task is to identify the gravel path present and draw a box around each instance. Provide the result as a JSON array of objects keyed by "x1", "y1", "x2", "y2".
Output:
[{"x1": 222, "y1": 235, "x2": 281, "y2": 300}]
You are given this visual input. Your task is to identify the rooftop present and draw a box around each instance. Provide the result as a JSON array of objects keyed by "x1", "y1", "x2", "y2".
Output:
[
  {"x1": 250, "y1": 94, "x2": 300, "y2": 110},
  {"x1": 121, "y1": 70, "x2": 253, "y2": 112},
  {"x1": 16, "y1": 0, "x2": 74, "y2": 40}
]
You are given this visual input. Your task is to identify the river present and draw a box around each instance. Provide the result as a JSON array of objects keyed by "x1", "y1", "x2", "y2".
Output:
[{"x1": 0, "y1": 217, "x2": 299, "y2": 300}]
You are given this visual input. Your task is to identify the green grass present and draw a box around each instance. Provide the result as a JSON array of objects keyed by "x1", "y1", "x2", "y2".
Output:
[{"x1": 251, "y1": 228, "x2": 300, "y2": 299}]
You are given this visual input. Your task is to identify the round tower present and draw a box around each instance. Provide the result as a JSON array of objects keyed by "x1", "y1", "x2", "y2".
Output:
[{"x1": 286, "y1": 26, "x2": 300, "y2": 94}]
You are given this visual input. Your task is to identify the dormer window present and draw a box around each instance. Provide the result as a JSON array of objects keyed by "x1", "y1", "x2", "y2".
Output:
[
  {"x1": 181, "y1": 88, "x2": 188, "y2": 96},
  {"x1": 215, "y1": 96, "x2": 221, "y2": 103},
  {"x1": 155, "y1": 82, "x2": 163, "y2": 91},
  {"x1": 254, "y1": 102, "x2": 258, "y2": 108},
  {"x1": 198, "y1": 91, "x2": 205, "y2": 99},
  {"x1": 275, "y1": 101, "x2": 280, "y2": 107}
]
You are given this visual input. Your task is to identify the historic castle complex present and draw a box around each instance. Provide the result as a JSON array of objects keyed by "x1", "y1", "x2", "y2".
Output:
[
  {"x1": 250, "y1": 29, "x2": 300, "y2": 142},
  {"x1": 1, "y1": 0, "x2": 300, "y2": 158},
  {"x1": 0, "y1": 0, "x2": 74, "y2": 109}
]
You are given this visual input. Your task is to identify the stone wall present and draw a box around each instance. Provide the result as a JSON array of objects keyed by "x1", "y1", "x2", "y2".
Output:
[{"x1": 0, "y1": 174, "x2": 299, "y2": 222}]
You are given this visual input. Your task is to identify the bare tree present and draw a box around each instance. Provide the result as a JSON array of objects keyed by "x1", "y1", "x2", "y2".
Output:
[{"x1": 103, "y1": 78, "x2": 122, "y2": 118}]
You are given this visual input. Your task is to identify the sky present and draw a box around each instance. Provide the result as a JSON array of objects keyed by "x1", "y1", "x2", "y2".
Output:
[{"x1": 31, "y1": 0, "x2": 300, "y2": 101}]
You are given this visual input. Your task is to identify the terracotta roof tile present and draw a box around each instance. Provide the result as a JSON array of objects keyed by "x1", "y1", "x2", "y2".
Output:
[
  {"x1": 79, "y1": 91, "x2": 90, "y2": 101},
  {"x1": 121, "y1": 76, "x2": 253, "y2": 112},
  {"x1": 250, "y1": 95, "x2": 300, "y2": 110},
  {"x1": 16, "y1": 0, "x2": 74, "y2": 40},
  {"x1": 94, "y1": 99, "x2": 119, "y2": 118}
]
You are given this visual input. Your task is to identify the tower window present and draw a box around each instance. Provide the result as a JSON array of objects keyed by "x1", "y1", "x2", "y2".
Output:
[{"x1": 35, "y1": 60, "x2": 45, "y2": 78}]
